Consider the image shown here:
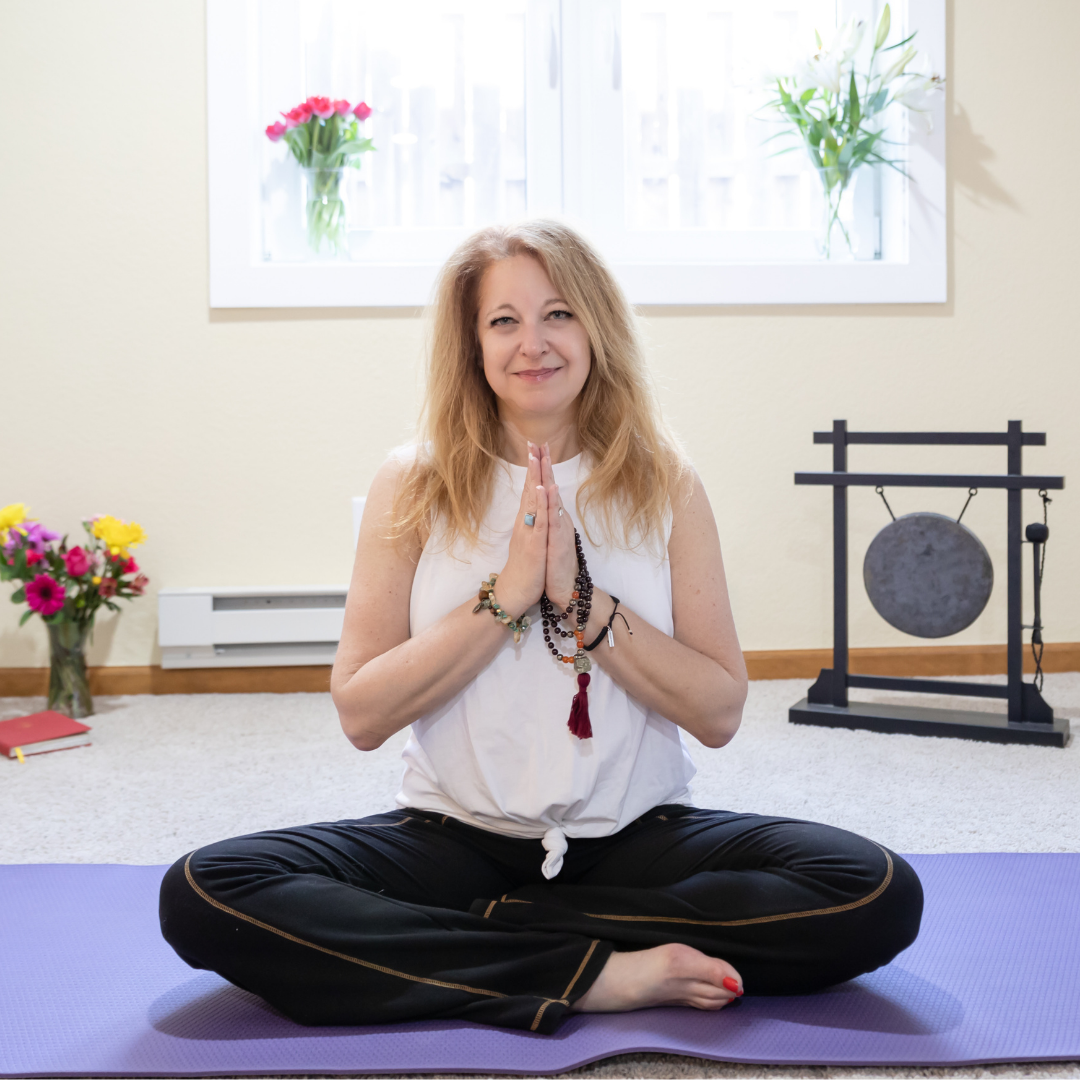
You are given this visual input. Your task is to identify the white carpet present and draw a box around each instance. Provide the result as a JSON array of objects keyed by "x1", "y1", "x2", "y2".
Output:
[
  {"x1": 1, "y1": 676, "x2": 1077, "y2": 864},
  {"x1": 2, "y1": 677, "x2": 1078, "y2": 1079}
]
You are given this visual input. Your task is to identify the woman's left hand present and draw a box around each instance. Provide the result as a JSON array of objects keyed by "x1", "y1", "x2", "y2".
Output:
[{"x1": 539, "y1": 443, "x2": 580, "y2": 609}]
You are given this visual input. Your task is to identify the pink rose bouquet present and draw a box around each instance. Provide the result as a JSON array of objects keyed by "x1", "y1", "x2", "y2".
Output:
[{"x1": 265, "y1": 94, "x2": 376, "y2": 254}]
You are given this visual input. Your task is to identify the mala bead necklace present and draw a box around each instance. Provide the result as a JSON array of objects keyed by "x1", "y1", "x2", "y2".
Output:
[
  {"x1": 473, "y1": 530, "x2": 595, "y2": 740},
  {"x1": 539, "y1": 528, "x2": 594, "y2": 740}
]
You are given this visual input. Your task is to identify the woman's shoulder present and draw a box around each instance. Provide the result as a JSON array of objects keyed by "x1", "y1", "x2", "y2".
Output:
[
  {"x1": 370, "y1": 441, "x2": 431, "y2": 484},
  {"x1": 384, "y1": 441, "x2": 424, "y2": 467},
  {"x1": 363, "y1": 445, "x2": 410, "y2": 501},
  {"x1": 667, "y1": 466, "x2": 721, "y2": 555},
  {"x1": 366, "y1": 443, "x2": 435, "y2": 552}
]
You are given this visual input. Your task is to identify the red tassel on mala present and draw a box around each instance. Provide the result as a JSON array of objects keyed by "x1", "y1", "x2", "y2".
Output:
[
  {"x1": 567, "y1": 673, "x2": 592, "y2": 740},
  {"x1": 538, "y1": 528, "x2": 595, "y2": 741}
]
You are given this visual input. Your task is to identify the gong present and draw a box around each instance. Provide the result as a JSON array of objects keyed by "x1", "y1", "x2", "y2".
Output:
[{"x1": 863, "y1": 512, "x2": 993, "y2": 638}]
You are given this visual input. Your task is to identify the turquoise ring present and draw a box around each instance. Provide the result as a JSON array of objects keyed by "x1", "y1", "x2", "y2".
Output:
[{"x1": 524, "y1": 513, "x2": 536, "y2": 526}]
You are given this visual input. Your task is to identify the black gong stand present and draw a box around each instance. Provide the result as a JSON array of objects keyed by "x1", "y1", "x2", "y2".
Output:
[{"x1": 789, "y1": 420, "x2": 1069, "y2": 748}]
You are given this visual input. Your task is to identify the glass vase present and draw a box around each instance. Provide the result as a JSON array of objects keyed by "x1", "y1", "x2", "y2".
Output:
[
  {"x1": 47, "y1": 620, "x2": 94, "y2": 719},
  {"x1": 813, "y1": 164, "x2": 861, "y2": 260},
  {"x1": 301, "y1": 166, "x2": 349, "y2": 257}
]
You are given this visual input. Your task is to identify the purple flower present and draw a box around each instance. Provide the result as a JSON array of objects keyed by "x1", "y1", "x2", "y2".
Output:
[{"x1": 21, "y1": 522, "x2": 60, "y2": 554}]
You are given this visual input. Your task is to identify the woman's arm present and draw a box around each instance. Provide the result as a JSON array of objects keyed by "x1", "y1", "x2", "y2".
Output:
[
  {"x1": 331, "y1": 451, "x2": 551, "y2": 751},
  {"x1": 545, "y1": 460, "x2": 747, "y2": 748}
]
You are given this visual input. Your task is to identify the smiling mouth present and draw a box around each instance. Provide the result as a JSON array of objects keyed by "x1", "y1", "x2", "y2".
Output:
[{"x1": 514, "y1": 367, "x2": 561, "y2": 383}]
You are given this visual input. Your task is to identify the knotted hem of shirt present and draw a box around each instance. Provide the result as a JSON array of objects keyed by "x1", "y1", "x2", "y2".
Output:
[{"x1": 541, "y1": 826, "x2": 568, "y2": 879}]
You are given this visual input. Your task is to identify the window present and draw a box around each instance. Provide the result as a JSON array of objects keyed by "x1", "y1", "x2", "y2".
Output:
[
  {"x1": 259, "y1": 1, "x2": 532, "y2": 259},
  {"x1": 208, "y1": 0, "x2": 946, "y2": 306}
]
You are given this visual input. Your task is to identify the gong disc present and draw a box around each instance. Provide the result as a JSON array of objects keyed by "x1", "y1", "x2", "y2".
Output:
[{"x1": 863, "y1": 512, "x2": 993, "y2": 638}]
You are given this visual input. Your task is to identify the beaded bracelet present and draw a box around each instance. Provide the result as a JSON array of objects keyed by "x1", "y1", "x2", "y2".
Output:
[{"x1": 473, "y1": 573, "x2": 531, "y2": 643}]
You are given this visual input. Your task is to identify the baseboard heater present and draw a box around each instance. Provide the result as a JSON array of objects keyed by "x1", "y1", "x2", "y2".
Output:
[{"x1": 158, "y1": 586, "x2": 348, "y2": 669}]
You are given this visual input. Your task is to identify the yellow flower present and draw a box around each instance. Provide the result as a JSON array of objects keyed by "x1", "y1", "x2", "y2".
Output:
[
  {"x1": 92, "y1": 576, "x2": 102, "y2": 585},
  {"x1": 0, "y1": 503, "x2": 29, "y2": 546},
  {"x1": 91, "y1": 515, "x2": 148, "y2": 557}
]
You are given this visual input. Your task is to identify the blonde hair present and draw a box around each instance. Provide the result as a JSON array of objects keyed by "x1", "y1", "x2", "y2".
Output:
[{"x1": 394, "y1": 220, "x2": 690, "y2": 550}]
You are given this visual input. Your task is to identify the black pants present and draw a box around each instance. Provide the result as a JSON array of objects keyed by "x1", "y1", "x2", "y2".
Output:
[{"x1": 159, "y1": 805, "x2": 922, "y2": 1035}]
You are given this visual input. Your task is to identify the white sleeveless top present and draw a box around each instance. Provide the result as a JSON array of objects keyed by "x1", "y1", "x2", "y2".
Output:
[{"x1": 396, "y1": 450, "x2": 696, "y2": 877}]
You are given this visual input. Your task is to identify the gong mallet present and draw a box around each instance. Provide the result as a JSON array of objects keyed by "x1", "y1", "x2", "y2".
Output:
[{"x1": 1025, "y1": 520, "x2": 1049, "y2": 647}]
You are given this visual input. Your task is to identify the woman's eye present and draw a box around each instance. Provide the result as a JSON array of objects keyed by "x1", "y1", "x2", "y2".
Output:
[
  {"x1": 548, "y1": 309, "x2": 573, "y2": 320},
  {"x1": 490, "y1": 316, "x2": 514, "y2": 327}
]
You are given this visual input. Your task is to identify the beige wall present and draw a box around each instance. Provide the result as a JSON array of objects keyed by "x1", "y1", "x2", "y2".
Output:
[{"x1": 2, "y1": 0, "x2": 1077, "y2": 669}]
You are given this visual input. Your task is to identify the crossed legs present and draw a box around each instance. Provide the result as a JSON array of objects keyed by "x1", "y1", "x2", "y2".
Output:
[{"x1": 159, "y1": 806, "x2": 922, "y2": 1034}]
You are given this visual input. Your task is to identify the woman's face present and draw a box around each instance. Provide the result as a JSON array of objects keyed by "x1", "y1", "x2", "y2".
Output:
[{"x1": 476, "y1": 254, "x2": 591, "y2": 422}]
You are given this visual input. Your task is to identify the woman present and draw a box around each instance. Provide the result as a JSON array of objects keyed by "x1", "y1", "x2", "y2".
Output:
[{"x1": 160, "y1": 221, "x2": 922, "y2": 1035}]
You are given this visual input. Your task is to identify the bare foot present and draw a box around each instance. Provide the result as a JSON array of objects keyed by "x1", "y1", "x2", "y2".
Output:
[{"x1": 572, "y1": 943, "x2": 743, "y2": 1013}]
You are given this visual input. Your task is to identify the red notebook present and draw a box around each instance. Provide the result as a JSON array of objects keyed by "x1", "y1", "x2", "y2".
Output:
[{"x1": 0, "y1": 710, "x2": 92, "y2": 759}]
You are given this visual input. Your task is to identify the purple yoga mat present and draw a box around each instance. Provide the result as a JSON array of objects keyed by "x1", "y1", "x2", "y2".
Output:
[{"x1": 1, "y1": 854, "x2": 1078, "y2": 1076}]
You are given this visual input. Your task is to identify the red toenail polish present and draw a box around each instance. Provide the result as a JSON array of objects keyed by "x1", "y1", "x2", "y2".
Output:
[{"x1": 723, "y1": 977, "x2": 742, "y2": 995}]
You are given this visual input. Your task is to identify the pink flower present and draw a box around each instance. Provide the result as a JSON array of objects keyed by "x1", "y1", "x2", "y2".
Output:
[
  {"x1": 353, "y1": 100, "x2": 372, "y2": 121},
  {"x1": 64, "y1": 546, "x2": 91, "y2": 576},
  {"x1": 26, "y1": 574, "x2": 65, "y2": 616},
  {"x1": 26, "y1": 550, "x2": 43, "y2": 567},
  {"x1": 121, "y1": 557, "x2": 139, "y2": 575},
  {"x1": 265, "y1": 121, "x2": 287, "y2": 141},
  {"x1": 308, "y1": 95, "x2": 334, "y2": 119},
  {"x1": 130, "y1": 573, "x2": 149, "y2": 597},
  {"x1": 98, "y1": 577, "x2": 118, "y2": 599},
  {"x1": 333, "y1": 98, "x2": 351, "y2": 115},
  {"x1": 282, "y1": 103, "x2": 313, "y2": 129}
]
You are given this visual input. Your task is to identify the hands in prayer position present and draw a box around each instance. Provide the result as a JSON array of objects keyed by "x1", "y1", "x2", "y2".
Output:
[{"x1": 495, "y1": 441, "x2": 581, "y2": 620}]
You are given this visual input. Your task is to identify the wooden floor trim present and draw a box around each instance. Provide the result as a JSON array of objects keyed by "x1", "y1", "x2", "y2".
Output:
[
  {"x1": 743, "y1": 642, "x2": 1080, "y2": 681},
  {"x1": 1, "y1": 644, "x2": 1077, "y2": 696},
  {"x1": 0, "y1": 665, "x2": 333, "y2": 696}
]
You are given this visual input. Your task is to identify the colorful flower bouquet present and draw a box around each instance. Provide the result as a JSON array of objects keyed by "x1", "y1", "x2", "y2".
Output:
[
  {"x1": 266, "y1": 96, "x2": 375, "y2": 256},
  {"x1": 0, "y1": 504, "x2": 148, "y2": 718},
  {"x1": 763, "y1": 4, "x2": 944, "y2": 258}
]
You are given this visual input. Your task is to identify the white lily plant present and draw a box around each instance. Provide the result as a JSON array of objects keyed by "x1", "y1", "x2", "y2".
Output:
[{"x1": 765, "y1": 4, "x2": 945, "y2": 255}]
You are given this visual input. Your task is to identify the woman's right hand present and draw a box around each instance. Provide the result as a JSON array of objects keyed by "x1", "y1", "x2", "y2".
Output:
[{"x1": 492, "y1": 443, "x2": 548, "y2": 619}]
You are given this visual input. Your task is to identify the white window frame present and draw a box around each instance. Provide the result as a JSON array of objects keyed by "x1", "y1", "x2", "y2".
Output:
[{"x1": 207, "y1": 0, "x2": 945, "y2": 307}]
